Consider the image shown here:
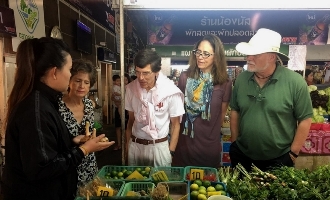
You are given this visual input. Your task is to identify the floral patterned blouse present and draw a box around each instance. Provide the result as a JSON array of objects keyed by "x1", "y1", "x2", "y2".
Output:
[{"x1": 58, "y1": 97, "x2": 98, "y2": 187}]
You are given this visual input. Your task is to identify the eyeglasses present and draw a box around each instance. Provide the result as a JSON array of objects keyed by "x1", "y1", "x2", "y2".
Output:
[
  {"x1": 135, "y1": 70, "x2": 153, "y2": 77},
  {"x1": 193, "y1": 49, "x2": 213, "y2": 58},
  {"x1": 247, "y1": 94, "x2": 265, "y2": 102}
]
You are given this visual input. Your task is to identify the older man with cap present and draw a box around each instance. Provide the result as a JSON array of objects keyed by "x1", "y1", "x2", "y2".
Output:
[{"x1": 229, "y1": 28, "x2": 313, "y2": 172}]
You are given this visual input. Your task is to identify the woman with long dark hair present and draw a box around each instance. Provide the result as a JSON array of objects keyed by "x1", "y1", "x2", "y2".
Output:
[
  {"x1": 172, "y1": 34, "x2": 232, "y2": 168},
  {"x1": 2, "y1": 38, "x2": 114, "y2": 200}
]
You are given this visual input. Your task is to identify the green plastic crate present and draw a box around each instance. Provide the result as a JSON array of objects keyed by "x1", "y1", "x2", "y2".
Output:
[
  {"x1": 184, "y1": 166, "x2": 219, "y2": 182},
  {"x1": 158, "y1": 182, "x2": 188, "y2": 200},
  {"x1": 76, "y1": 179, "x2": 125, "y2": 198},
  {"x1": 151, "y1": 166, "x2": 185, "y2": 182},
  {"x1": 97, "y1": 165, "x2": 152, "y2": 182},
  {"x1": 120, "y1": 182, "x2": 155, "y2": 198}
]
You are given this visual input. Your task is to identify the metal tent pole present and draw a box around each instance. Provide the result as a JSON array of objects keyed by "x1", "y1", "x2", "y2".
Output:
[{"x1": 119, "y1": 0, "x2": 126, "y2": 165}]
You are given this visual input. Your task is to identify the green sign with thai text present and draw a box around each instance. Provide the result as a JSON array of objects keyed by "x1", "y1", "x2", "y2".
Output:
[{"x1": 147, "y1": 45, "x2": 289, "y2": 58}]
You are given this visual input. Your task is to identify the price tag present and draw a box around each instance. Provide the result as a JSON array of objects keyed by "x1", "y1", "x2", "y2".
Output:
[
  {"x1": 97, "y1": 186, "x2": 114, "y2": 197},
  {"x1": 126, "y1": 170, "x2": 144, "y2": 180},
  {"x1": 190, "y1": 168, "x2": 204, "y2": 180}
]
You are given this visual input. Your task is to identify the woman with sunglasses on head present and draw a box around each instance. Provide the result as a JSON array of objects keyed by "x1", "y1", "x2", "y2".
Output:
[
  {"x1": 2, "y1": 38, "x2": 114, "y2": 200},
  {"x1": 172, "y1": 34, "x2": 232, "y2": 168}
]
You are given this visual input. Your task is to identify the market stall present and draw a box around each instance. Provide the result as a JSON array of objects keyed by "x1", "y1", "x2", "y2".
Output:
[
  {"x1": 74, "y1": 163, "x2": 330, "y2": 200},
  {"x1": 294, "y1": 83, "x2": 330, "y2": 171}
]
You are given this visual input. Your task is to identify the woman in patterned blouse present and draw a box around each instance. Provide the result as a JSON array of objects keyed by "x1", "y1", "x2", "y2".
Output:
[{"x1": 58, "y1": 59, "x2": 99, "y2": 188}]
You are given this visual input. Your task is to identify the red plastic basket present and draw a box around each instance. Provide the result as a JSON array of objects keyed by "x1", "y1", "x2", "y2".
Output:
[
  {"x1": 310, "y1": 123, "x2": 322, "y2": 130},
  {"x1": 322, "y1": 123, "x2": 330, "y2": 131}
]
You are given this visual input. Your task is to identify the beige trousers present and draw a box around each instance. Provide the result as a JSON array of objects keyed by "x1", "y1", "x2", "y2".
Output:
[{"x1": 128, "y1": 139, "x2": 171, "y2": 167}]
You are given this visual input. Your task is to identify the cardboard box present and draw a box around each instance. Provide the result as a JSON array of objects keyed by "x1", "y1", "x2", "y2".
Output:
[{"x1": 295, "y1": 154, "x2": 330, "y2": 171}]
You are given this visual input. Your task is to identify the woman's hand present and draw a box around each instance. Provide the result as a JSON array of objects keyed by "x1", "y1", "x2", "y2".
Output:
[
  {"x1": 80, "y1": 134, "x2": 115, "y2": 154},
  {"x1": 73, "y1": 135, "x2": 85, "y2": 145}
]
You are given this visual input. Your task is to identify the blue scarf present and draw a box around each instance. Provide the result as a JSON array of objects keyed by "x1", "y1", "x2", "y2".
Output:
[{"x1": 184, "y1": 72, "x2": 213, "y2": 138}]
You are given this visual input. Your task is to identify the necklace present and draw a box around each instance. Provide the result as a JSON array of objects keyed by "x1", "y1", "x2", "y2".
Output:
[{"x1": 254, "y1": 73, "x2": 273, "y2": 79}]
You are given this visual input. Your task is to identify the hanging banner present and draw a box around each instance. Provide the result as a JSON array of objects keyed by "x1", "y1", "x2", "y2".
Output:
[
  {"x1": 288, "y1": 45, "x2": 307, "y2": 71},
  {"x1": 161, "y1": 57, "x2": 171, "y2": 76},
  {"x1": 147, "y1": 10, "x2": 330, "y2": 46},
  {"x1": 65, "y1": 0, "x2": 115, "y2": 33},
  {"x1": 9, "y1": 0, "x2": 45, "y2": 40}
]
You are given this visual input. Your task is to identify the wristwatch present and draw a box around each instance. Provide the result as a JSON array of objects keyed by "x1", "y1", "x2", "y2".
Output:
[
  {"x1": 289, "y1": 150, "x2": 298, "y2": 158},
  {"x1": 170, "y1": 151, "x2": 175, "y2": 157}
]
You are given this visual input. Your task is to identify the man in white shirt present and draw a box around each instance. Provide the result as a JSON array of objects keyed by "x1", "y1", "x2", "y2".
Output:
[{"x1": 125, "y1": 49, "x2": 185, "y2": 167}]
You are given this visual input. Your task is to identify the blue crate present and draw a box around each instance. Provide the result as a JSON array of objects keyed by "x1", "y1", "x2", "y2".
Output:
[
  {"x1": 222, "y1": 142, "x2": 231, "y2": 152},
  {"x1": 221, "y1": 163, "x2": 231, "y2": 167}
]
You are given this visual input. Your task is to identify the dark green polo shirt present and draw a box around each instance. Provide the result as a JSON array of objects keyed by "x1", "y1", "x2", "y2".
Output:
[{"x1": 230, "y1": 65, "x2": 313, "y2": 160}]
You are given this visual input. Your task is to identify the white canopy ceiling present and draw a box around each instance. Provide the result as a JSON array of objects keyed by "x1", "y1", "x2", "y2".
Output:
[{"x1": 121, "y1": 0, "x2": 330, "y2": 10}]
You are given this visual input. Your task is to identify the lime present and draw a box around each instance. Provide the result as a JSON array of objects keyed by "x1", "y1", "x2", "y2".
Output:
[
  {"x1": 145, "y1": 167, "x2": 151, "y2": 173},
  {"x1": 113, "y1": 176, "x2": 118, "y2": 179},
  {"x1": 215, "y1": 184, "x2": 224, "y2": 191},
  {"x1": 197, "y1": 193, "x2": 207, "y2": 200},
  {"x1": 198, "y1": 189, "x2": 207, "y2": 195},
  {"x1": 190, "y1": 191, "x2": 199, "y2": 199},
  {"x1": 117, "y1": 172, "x2": 124, "y2": 177},
  {"x1": 136, "y1": 167, "x2": 142, "y2": 173},
  {"x1": 194, "y1": 179, "x2": 203, "y2": 187},
  {"x1": 140, "y1": 170, "x2": 146, "y2": 176},
  {"x1": 220, "y1": 190, "x2": 227, "y2": 195},
  {"x1": 199, "y1": 186, "x2": 206, "y2": 191},
  {"x1": 206, "y1": 186, "x2": 216, "y2": 192},
  {"x1": 190, "y1": 183, "x2": 199, "y2": 191},
  {"x1": 202, "y1": 180, "x2": 211, "y2": 188},
  {"x1": 111, "y1": 170, "x2": 118, "y2": 177},
  {"x1": 125, "y1": 170, "x2": 133, "y2": 177}
]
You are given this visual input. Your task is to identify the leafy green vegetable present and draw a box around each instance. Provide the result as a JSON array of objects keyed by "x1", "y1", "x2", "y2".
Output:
[
  {"x1": 223, "y1": 164, "x2": 330, "y2": 199},
  {"x1": 93, "y1": 121, "x2": 102, "y2": 131}
]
